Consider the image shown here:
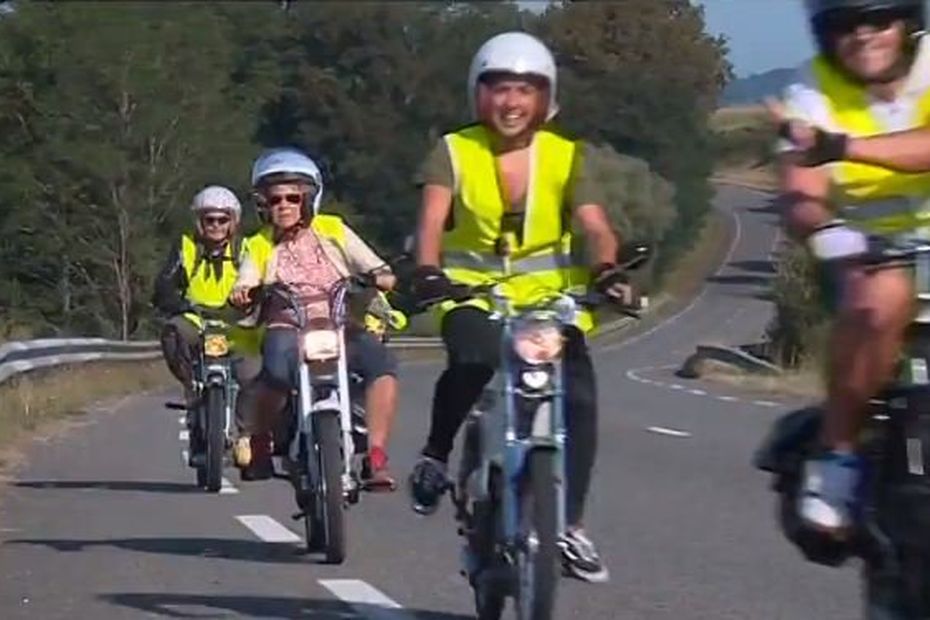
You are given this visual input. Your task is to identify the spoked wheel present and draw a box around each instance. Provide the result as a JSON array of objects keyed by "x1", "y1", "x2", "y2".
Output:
[
  {"x1": 313, "y1": 412, "x2": 346, "y2": 564},
  {"x1": 202, "y1": 385, "x2": 226, "y2": 493},
  {"x1": 516, "y1": 449, "x2": 559, "y2": 620}
]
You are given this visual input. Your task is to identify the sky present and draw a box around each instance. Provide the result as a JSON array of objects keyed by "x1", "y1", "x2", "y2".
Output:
[{"x1": 697, "y1": 0, "x2": 814, "y2": 77}]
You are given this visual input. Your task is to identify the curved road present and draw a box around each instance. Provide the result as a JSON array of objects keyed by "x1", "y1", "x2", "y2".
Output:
[{"x1": 0, "y1": 186, "x2": 860, "y2": 619}]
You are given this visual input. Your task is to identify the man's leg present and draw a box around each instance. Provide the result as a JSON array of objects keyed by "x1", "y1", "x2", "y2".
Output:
[
  {"x1": 801, "y1": 266, "x2": 912, "y2": 530},
  {"x1": 160, "y1": 315, "x2": 200, "y2": 405},
  {"x1": 409, "y1": 307, "x2": 498, "y2": 514},
  {"x1": 347, "y1": 329, "x2": 399, "y2": 490},
  {"x1": 558, "y1": 327, "x2": 609, "y2": 583}
]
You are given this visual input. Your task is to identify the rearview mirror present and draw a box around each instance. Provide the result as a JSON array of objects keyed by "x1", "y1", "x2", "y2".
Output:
[{"x1": 618, "y1": 242, "x2": 651, "y2": 270}]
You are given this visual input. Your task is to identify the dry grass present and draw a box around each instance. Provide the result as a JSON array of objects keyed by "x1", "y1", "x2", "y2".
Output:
[
  {"x1": 711, "y1": 105, "x2": 778, "y2": 192},
  {"x1": 661, "y1": 207, "x2": 730, "y2": 301},
  {"x1": 0, "y1": 360, "x2": 172, "y2": 468},
  {"x1": 710, "y1": 105, "x2": 768, "y2": 132},
  {"x1": 700, "y1": 359, "x2": 825, "y2": 399}
]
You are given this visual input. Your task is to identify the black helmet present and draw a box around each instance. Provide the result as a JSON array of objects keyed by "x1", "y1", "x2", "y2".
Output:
[{"x1": 806, "y1": 0, "x2": 926, "y2": 55}]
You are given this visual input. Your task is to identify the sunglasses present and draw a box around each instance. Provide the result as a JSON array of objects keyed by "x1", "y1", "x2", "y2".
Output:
[
  {"x1": 822, "y1": 8, "x2": 907, "y2": 36},
  {"x1": 267, "y1": 193, "x2": 303, "y2": 207},
  {"x1": 201, "y1": 215, "x2": 231, "y2": 226}
]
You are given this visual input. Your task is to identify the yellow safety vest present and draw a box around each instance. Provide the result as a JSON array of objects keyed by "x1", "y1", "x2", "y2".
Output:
[
  {"x1": 812, "y1": 56, "x2": 930, "y2": 234},
  {"x1": 440, "y1": 124, "x2": 593, "y2": 331},
  {"x1": 246, "y1": 214, "x2": 348, "y2": 276},
  {"x1": 180, "y1": 233, "x2": 258, "y2": 355}
]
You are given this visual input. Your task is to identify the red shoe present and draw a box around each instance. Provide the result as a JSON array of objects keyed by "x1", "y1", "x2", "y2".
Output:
[{"x1": 364, "y1": 446, "x2": 396, "y2": 492}]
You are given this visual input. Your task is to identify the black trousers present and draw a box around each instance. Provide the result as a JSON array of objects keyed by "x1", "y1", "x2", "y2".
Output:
[{"x1": 423, "y1": 307, "x2": 598, "y2": 526}]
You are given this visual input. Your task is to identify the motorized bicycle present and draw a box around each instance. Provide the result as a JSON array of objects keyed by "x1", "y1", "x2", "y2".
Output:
[
  {"x1": 421, "y1": 240, "x2": 649, "y2": 620},
  {"x1": 166, "y1": 304, "x2": 242, "y2": 493},
  {"x1": 755, "y1": 238, "x2": 930, "y2": 619},
  {"x1": 252, "y1": 275, "x2": 405, "y2": 564}
]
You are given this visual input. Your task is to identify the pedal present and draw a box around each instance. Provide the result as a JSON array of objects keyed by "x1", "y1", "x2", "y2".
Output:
[
  {"x1": 164, "y1": 402, "x2": 187, "y2": 411},
  {"x1": 291, "y1": 511, "x2": 307, "y2": 521}
]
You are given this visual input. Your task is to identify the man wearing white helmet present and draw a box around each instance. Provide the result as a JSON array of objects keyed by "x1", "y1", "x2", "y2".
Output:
[
  {"x1": 153, "y1": 185, "x2": 258, "y2": 410},
  {"x1": 230, "y1": 147, "x2": 401, "y2": 490},
  {"x1": 770, "y1": 0, "x2": 930, "y2": 535},
  {"x1": 407, "y1": 32, "x2": 634, "y2": 583}
]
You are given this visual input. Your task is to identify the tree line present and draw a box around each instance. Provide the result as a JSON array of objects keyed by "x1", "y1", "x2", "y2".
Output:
[{"x1": 0, "y1": 1, "x2": 730, "y2": 340}]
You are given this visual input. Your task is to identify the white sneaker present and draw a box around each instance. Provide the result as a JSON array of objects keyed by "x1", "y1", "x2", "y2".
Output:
[{"x1": 799, "y1": 452, "x2": 863, "y2": 532}]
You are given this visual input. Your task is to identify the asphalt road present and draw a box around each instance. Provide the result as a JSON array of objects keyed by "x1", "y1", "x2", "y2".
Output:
[{"x1": 0, "y1": 186, "x2": 861, "y2": 619}]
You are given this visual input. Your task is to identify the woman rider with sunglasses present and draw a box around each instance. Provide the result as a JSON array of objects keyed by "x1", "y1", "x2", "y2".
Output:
[
  {"x1": 229, "y1": 147, "x2": 400, "y2": 491},
  {"x1": 153, "y1": 185, "x2": 260, "y2": 419},
  {"x1": 773, "y1": 0, "x2": 930, "y2": 535}
]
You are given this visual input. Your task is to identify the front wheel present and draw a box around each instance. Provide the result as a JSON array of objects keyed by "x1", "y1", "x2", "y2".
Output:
[
  {"x1": 516, "y1": 449, "x2": 559, "y2": 620},
  {"x1": 314, "y1": 412, "x2": 346, "y2": 564},
  {"x1": 202, "y1": 384, "x2": 226, "y2": 493}
]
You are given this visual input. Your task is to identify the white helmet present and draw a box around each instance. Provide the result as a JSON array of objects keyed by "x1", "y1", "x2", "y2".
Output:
[
  {"x1": 467, "y1": 32, "x2": 559, "y2": 122},
  {"x1": 251, "y1": 147, "x2": 324, "y2": 216},
  {"x1": 190, "y1": 185, "x2": 241, "y2": 222}
]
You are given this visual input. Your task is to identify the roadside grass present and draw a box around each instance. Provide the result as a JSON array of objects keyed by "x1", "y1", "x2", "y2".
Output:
[
  {"x1": 0, "y1": 360, "x2": 172, "y2": 468},
  {"x1": 699, "y1": 358, "x2": 825, "y2": 400},
  {"x1": 711, "y1": 105, "x2": 777, "y2": 192}
]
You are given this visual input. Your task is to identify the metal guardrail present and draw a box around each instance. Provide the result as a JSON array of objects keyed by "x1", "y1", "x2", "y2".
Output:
[{"x1": 0, "y1": 336, "x2": 443, "y2": 386}]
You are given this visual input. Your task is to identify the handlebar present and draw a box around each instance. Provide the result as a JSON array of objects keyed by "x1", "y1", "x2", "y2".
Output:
[{"x1": 857, "y1": 239, "x2": 930, "y2": 268}]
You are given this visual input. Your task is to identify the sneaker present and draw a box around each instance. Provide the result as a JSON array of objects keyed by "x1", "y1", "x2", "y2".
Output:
[
  {"x1": 799, "y1": 451, "x2": 864, "y2": 532},
  {"x1": 408, "y1": 455, "x2": 450, "y2": 515},
  {"x1": 558, "y1": 529, "x2": 610, "y2": 583},
  {"x1": 240, "y1": 434, "x2": 273, "y2": 481},
  {"x1": 233, "y1": 436, "x2": 252, "y2": 468},
  {"x1": 363, "y1": 446, "x2": 397, "y2": 493}
]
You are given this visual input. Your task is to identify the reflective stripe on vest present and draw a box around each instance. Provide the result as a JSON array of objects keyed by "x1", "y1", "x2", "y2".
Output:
[
  {"x1": 440, "y1": 125, "x2": 593, "y2": 331},
  {"x1": 812, "y1": 55, "x2": 930, "y2": 234},
  {"x1": 181, "y1": 234, "x2": 240, "y2": 308}
]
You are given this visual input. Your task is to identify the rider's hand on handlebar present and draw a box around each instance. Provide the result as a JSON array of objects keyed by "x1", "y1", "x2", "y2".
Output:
[
  {"x1": 593, "y1": 263, "x2": 636, "y2": 307},
  {"x1": 411, "y1": 265, "x2": 457, "y2": 306},
  {"x1": 767, "y1": 98, "x2": 848, "y2": 167},
  {"x1": 229, "y1": 286, "x2": 256, "y2": 309}
]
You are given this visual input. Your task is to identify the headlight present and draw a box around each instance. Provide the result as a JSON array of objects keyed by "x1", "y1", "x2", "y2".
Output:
[
  {"x1": 513, "y1": 322, "x2": 562, "y2": 365},
  {"x1": 302, "y1": 329, "x2": 340, "y2": 361},
  {"x1": 521, "y1": 368, "x2": 551, "y2": 390},
  {"x1": 203, "y1": 334, "x2": 229, "y2": 357}
]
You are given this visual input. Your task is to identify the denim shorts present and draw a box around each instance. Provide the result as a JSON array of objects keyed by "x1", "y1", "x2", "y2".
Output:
[{"x1": 260, "y1": 326, "x2": 397, "y2": 391}]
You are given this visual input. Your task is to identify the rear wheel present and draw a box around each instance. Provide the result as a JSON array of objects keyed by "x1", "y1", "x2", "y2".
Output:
[
  {"x1": 201, "y1": 385, "x2": 225, "y2": 492},
  {"x1": 315, "y1": 412, "x2": 346, "y2": 564},
  {"x1": 516, "y1": 450, "x2": 559, "y2": 620}
]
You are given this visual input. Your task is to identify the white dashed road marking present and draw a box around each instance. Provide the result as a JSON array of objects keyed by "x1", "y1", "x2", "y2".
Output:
[
  {"x1": 627, "y1": 365, "x2": 785, "y2": 409},
  {"x1": 236, "y1": 515, "x2": 301, "y2": 543},
  {"x1": 688, "y1": 389, "x2": 706, "y2": 396},
  {"x1": 178, "y1": 430, "x2": 189, "y2": 441},
  {"x1": 717, "y1": 395, "x2": 738, "y2": 402},
  {"x1": 319, "y1": 579, "x2": 415, "y2": 620},
  {"x1": 646, "y1": 426, "x2": 692, "y2": 438},
  {"x1": 220, "y1": 478, "x2": 239, "y2": 494}
]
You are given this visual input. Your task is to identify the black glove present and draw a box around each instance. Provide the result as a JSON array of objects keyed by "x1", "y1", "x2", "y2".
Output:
[
  {"x1": 411, "y1": 265, "x2": 456, "y2": 306},
  {"x1": 779, "y1": 122, "x2": 848, "y2": 167},
  {"x1": 593, "y1": 263, "x2": 635, "y2": 307}
]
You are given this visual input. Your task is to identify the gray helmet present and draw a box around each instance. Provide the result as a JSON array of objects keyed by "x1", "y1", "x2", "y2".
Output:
[{"x1": 806, "y1": 0, "x2": 925, "y2": 56}]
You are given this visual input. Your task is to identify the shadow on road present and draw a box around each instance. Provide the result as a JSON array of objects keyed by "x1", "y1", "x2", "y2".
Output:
[
  {"x1": 13, "y1": 480, "x2": 198, "y2": 494},
  {"x1": 705, "y1": 274, "x2": 772, "y2": 286},
  {"x1": 99, "y1": 592, "x2": 474, "y2": 619},
  {"x1": 6, "y1": 536, "x2": 311, "y2": 564},
  {"x1": 727, "y1": 259, "x2": 775, "y2": 274}
]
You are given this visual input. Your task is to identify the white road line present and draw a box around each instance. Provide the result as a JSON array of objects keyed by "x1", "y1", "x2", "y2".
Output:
[
  {"x1": 178, "y1": 430, "x2": 189, "y2": 441},
  {"x1": 319, "y1": 579, "x2": 413, "y2": 620},
  {"x1": 236, "y1": 515, "x2": 301, "y2": 543},
  {"x1": 646, "y1": 426, "x2": 692, "y2": 438},
  {"x1": 752, "y1": 400, "x2": 780, "y2": 408},
  {"x1": 180, "y1": 449, "x2": 189, "y2": 466},
  {"x1": 220, "y1": 478, "x2": 239, "y2": 495},
  {"x1": 689, "y1": 389, "x2": 707, "y2": 396},
  {"x1": 178, "y1": 417, "x2": 187, "y2": 427},
  {"x1": 717, "y1": 395, "x2": 739, "y2": 402},
  {"x1": 669, "y1": 384, "x2": 684, "y2": 390},
  {"x1": 601, "y1": 209, "x2": 742, "y2": 353}
]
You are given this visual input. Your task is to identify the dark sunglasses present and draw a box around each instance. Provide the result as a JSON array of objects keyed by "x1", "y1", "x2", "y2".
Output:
[
  {"x1": 822, "y1": 8, "x2": 907, "y2": 36},
  {"x1": 201, "y1": 215, "x2": 231, "y2": 226},
  {"x1": 267, "y1": 193, "x2": 303, "y2": 207}
]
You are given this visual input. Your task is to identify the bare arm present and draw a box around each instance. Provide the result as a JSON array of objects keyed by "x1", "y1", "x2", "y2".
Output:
[
  {"x1": 777, "y1": 154, "x2": 833, "y2": 240},
  {"x1": 416, "y1": 184, "x2": 453, "y2": 267},
  {"x1": 846, "y1": 126, "x2": 930, "y2": 173},
  {"x1": 573, "y1": 203, "x2": 619, "y2": 267}
]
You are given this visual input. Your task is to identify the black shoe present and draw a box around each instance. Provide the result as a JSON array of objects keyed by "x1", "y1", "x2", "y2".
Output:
[{"x1": 408, "y1": 455, "x2": 450, "y2": 515}]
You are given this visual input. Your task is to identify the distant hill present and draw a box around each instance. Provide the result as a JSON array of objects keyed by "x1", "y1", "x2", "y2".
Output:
[{"x1": 722, "y1": 67, "x2": 797, "y2": 106}]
